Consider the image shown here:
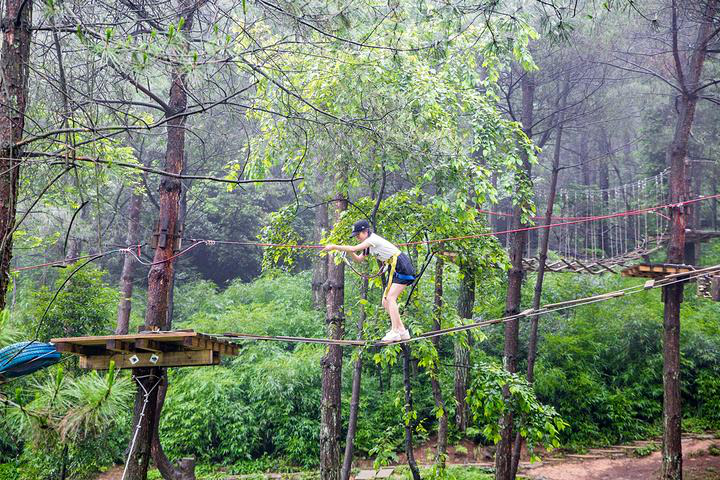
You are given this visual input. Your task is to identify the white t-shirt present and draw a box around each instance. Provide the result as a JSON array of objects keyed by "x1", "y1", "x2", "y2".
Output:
[{"x1": 366, "y1": 233, "x2": 400, "y2": 262}]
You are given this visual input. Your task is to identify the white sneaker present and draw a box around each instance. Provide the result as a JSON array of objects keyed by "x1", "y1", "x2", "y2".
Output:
[
  {"x1": 381, "y1": 330, "x2": 402, "y2": 343},
  {"x1": 398, "y1": 329, "x2": 411, "y2": 340}
]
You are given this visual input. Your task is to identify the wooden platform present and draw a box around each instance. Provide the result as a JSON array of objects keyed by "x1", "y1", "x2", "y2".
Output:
[
  {"x1": 621, "y1": 263, "x2": 695, "y2": 279},
  {"x1": 51, "y1": 330, "x2": 239, "y2": 369}
]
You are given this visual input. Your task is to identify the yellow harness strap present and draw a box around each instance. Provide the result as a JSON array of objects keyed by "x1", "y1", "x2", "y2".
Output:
[{"x1": 383, "y1": 254, "x2": 399, "y2": 300}]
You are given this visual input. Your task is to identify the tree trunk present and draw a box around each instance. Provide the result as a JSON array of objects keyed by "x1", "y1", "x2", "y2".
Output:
[
  {"x1": 430, "y1": 258, "x2": 448, "y2": 469},
  {"x1": 580, "y1": 134, "x2": 591, "y2": 187},
  {"x1": 496, "y1": 71, "x2": 534, "y2": 480},
  {"x1": 312, "y1": 200, "x2": 329, "y2": 310},
  {"x1": 125, "y1": 3, "x2": 198, "y2": 478},
  {"x1": 341, "y1": 278, "x2": 368, "y2": 480},
  {"x1": 511, "y1": 87, "x2": 567, "y2": 478},
  {"x1": 320, "y1": 187, "x2": 347, "y2": 480},
  {"x1": 151, "y1": 186, "x2": 191, "y2": 479},
  {"x1": 454, "y1": 264, "x2": 475, "y2": 433},
  {"x1": 0, "y1": 0, "x2": 33, "y2": 311},
  {"x1": 662, "y1": 2, "x2": 717, "y2": 479},
  {"x1": 117, "y1": 188, "x2": 144, "y2": 334},
  {"x1": 402, "y1": 344, "x2": 421, "y2": 480},
  {"x1": 597, "y1": 128, "x2": 611, "y2": 256},
  {"x1": 125, "y1": 371, "x2": 161, "y2": 480},
  {"x1": 152, "y1": 376, "x2": 196, "y2": 480}
]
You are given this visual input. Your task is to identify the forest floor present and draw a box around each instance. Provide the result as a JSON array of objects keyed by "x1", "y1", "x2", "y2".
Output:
[
  {"x1": 95, "y1": 434, "x2": 720, "y2": 480},
  {"x1": 522, "y1": 435, "x2": 720, "y2": 480}
]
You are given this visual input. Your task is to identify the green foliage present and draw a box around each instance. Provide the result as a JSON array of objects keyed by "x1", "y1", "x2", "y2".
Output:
[
  {"x1": 633, "y1": 443, "x2": 659, "y2": 457},
  {"x1": 161, "y1": 273, "x2": 325, "y2": 467},
  {"x1": 397, "y1": 464, "x2": 494, "y2": 480},
  {"x1": 0, "y1": 463, "x2": 18, "y2": 480},
  {"x1": 0, "y1": 310, "x2": 20, "y2": 348},
  {"x1": 237, "y1": 3, "x2": 538, "y2": 227},
  {"x1": 467, "y1": 361, "x2": 566, "y2": 461},
  {"x1": 160, "y1": 346, "x2": 323, "y2": 468},
  {"x1": 1, "y1": 365, "x2": 132, "y2": 479},
  {"x1": 259, "y1": 205, "x2": 305, "y2": 272},
  {"x1": 527, "y1": 272, "x2": 720, "y2": 446},
  {"x1": 30, "y1": 263, "x2": 118, "y2": 342}
]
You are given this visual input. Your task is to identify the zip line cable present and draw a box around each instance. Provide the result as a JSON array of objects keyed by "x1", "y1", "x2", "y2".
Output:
[
  {"x1": 2, "y1": 193, "x2": 718, "y2": 360},
  {"x1": 216, "y1": 263, "x2": 720, "y2": 347}
]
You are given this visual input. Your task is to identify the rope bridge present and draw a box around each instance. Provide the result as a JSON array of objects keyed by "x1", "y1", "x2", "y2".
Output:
[
  {"x1": 44, "y1": 263, "x2": 720, "y2": 371},
  {"x1": 487, "y1": 169, "x2": 720, "y2": 274}
]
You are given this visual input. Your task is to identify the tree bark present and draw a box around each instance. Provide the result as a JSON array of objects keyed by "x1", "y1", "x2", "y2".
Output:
[
  {"x1": 312, "y1": 199, "x2": 329, "y2": 310},
  {"x1": 320, "y1": 185, "x2": 347, "y2": 480},
  {"x1": 151, "y1": 185, "x2": 192, "y2": 480},
  {"x1": 117, "y1": 188, "x2": 144, "y2": 334},
  {"x1": 341, "y1": 278, "x2": 368, "y2": 480},
  {"x1": 496, "y1": 71, "x2": 534, "y2": 480},
  {"x1": 430, "y1": 258, "x2": 448, "y2": 469},
  {"x1": 661, "y1": 2, "x2": 718, "y2": 478},
  {"x1": 0, "y1": 0, "x2": 33, "y2": 312},
  {"x1": 454, "y1": 264, "x2": 475, "y2": 433},
  {"x1": 125, "y1": 2, "x2": 199, "y2": 478},
  {"x1": 402, "y1": 344, "x2": 421, "y2": 480}
]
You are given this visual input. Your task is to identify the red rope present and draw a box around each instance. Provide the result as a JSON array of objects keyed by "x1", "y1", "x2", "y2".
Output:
[
  {"x1": 401, "y1": 193, "x2": 718, "y2": 247},
  {"x1": 13, "y1": 193, "x2": 720, "y2": 272}
]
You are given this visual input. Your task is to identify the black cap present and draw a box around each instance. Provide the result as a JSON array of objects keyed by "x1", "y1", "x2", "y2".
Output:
[{"x1": 350, "y1": 219, "x2": 370, "y2": 238}]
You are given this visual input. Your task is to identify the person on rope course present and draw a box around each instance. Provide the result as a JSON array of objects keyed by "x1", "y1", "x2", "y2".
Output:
[{"x1": 323, "y1": 219, "x2": 416, "y2": 342}]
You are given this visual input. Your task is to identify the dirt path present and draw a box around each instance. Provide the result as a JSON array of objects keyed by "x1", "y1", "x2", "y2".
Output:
[{"x1": 524, "y1": 438, "x2": 720, "y2": 480}]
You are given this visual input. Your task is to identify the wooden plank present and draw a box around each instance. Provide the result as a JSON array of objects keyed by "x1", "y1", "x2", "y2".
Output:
[
  {"x1": 375, "y1": 468, "x2": 394, "y2": 479},
  {"x1": 51, "y1": 330, "x2": 198, "y2": 346},
  {"x1": 135, "y1": 338, "x2": 173, "y2": 352},
  {"x1": 78, "y1": 350, "x2": 218, "y2": 369},
  {"x1": 106, "y1": 340, "x2": 134, "y2": 353},
  {"x1": 53, "y1": 342, "x2": 102, "y2": 355}
]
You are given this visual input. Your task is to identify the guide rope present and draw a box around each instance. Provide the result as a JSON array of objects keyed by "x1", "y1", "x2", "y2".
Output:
[
  {"x1": 12, "y1": 192, "x2": 720, "y2": 273},
  {"x1": 215, "y1": 263, "x2": 720, "y2": 347}
]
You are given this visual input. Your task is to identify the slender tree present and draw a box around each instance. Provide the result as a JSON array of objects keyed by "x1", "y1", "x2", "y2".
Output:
[
  {"x1": 495, "y1": 71, "x2": 535, "y2": 480},
  {"x1": 0, "y1": 0, "x2": 33, "y2": 311},
  {"x1": 454, "y1": 264, "x2": 475, "y2": 433},
  {"x1": 125, "y1": 2, "x2": 203, "y2": 478},
  {"x1": 431, "y1": 257, "x2": 448, "y2": 469},
  {"x1": 320, "y1": 178, "x2": 347, "y2": 480},
  {"x1": 117, "y1": 164, "x2": 146, "y2": 334},
  {"x1": 312, "y1": 198, "x2": 329, "y2": 310},
  {"x1": 661, "y1": 2, "x2": 718, "y2": 478}
]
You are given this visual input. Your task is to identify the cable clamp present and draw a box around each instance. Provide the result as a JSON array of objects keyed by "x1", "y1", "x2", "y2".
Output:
[{"x1": 205, "y1": 240, "x2": 216, "y2": 246}]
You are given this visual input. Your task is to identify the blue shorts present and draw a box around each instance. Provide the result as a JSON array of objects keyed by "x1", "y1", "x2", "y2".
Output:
[{"x1": 392, "y1": 253, "x2": 416, "y2": 285}]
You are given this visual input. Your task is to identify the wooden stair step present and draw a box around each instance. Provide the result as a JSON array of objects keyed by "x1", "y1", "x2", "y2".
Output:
[
  {"x1": 589, "y1": 449, "x2": 627, "y2": 455},
  {"x1": 564, "y1": 454, "x2": 606, "y2": 460}
]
